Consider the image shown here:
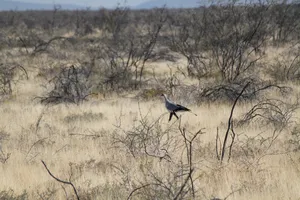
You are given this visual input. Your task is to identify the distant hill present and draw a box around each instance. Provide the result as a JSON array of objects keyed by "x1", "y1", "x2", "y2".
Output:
[
  {"x1": 0, "y1": 0, "x2": 86, "y2": 11},
  {"x1": 135, "y1": 0, "x2": 210, "y2": 9}
]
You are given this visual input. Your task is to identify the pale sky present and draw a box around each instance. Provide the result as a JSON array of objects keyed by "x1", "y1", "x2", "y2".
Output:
[{"x1": 15, "y1": 0, "x2": 148, "y2": 8}]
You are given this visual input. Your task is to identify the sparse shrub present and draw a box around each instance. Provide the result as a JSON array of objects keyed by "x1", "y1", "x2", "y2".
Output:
[
  {"x1": 39, "y1": 64, "x2": 93, "y2": 104},
  {"x1": 0, "y1": 130, "x2": 10, "y2": 164},
  {"x1": 19, "y1": 34, "x2": 67, "y2": 56},
  {"x1": 196, "y1": 77, "x2": 289, "y2": 102},
  {"x1": 288, "y1": 125, "x2": 300, "y2": 151},
  {"x1": 269, "y1": 2, "x2": 300, "y2": 45},
  {"x1": 137, "y1": 88, "x2": 165, "y2": 100},
  {"x1": 268, "y1": 51, "x2": 300, "y2": 82},
  {"x1": 80, "y1": 183, "x2": 126, "y2": 200},
  {"x1": 0, "y1": 190, "x2": 28, "y2": 200},
  {"x1": 204, "y1": 2, "x2": 269, "y2": 82},
  {"x1": 2, "y1": 2, "x2": 300, "y2": 199},
  {"x1": 64, "y1": 112, "x2": 104, "y2": 123},
  {"x1": 113, "y1": 111, "x2": 203, "y2": 199},
  {"x1": 167, "y1": 2, "x2": 269, "y2": 81},
  {"x1": 167, "y1": 7, "x2": 209, "y2": 78},
  {"x1": 0, "y1": 63, "x2": 28, "y2": 100},
  {"x1": 239, "y1": 98, "x2": 299, "y2": 131},
  {"x1": 148, "y1": 47, "x2": 178, "y2": 62},
  {"x1": 93, "y1": 6, "x2": 167, "y2": 91}
]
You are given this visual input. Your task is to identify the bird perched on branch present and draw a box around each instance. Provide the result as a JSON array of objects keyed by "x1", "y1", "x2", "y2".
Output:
[{"x1": 161, "y1": 94, "x2": 197, "y2": 122}]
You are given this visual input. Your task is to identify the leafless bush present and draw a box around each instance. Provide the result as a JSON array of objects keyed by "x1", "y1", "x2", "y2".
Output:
[
  {"x1": 269, "y1": 1, "x2": 300, "y2": 45},
  {"x1": 238, "y1": 98, "x2": 299, "y2": 131},
  {"x1": 92, "y1": 6, "x2": 167, "y2": 91},
  {"x1": 167, "y1": 1, "x2": 270, "y2": 82},
  {"x1": 113, "y1": 107, "x2": 204, "y2": 199},
  {"x1": 230, "y1": 129, "x2": 286, "y2": 169},
  {"x1": 63, "y1": 112, "x2": 104, "y2": 123},
  {"x1": 18, "y1": 33, "x2": 44, "y2": 51},
  {"x1": 0, "y1": 63, "x2": 28, "y2": 100},
  {"x1": 268, "y1": 49, "x2": 300, "y2": 82},
  {"x1": 19, "y1": 35, "x2": 67, "y2": 56},
  {"x1": 100, "y1": 6, "x2": 131, "y2": 41},
  {"x1": 39, "y1": 64, "x2": 93, "y2": 105},
  {"x1": 0, "y1": 131, "x2": 10, "y2": 164},
  {"x1": 167, "y1": 8, "x2": 209, "y2": 78},
  {"x1": 73, "y1": 9, "x2": 94, "y2": 36},
  {"x1": 94, "y1": 43, "x2": 136, "y2": 92},
  {"x1": 205, "y1": 2, "x2": 269, "y2": 82},
  {"x1": 288, "y1": 123, "x2": 300, "y2": 152},
  {"x1": 0, "y1": 189, "x2": 28, "y2": 200},
  {"x1": 148, "y1": 47, "x2": 179, "y2": 62},
  {"x1": 152, "y1": 66, "x2": 183, "y2": 97},
  {"x1": 196, "y1": 77, "x2": 289, "y2": 102},
  {"x1": 216, "y1": 97, "x2": 297, "y2": 167},
  {"x1": 113, "y1": 111, "x2": 173, "y2": 160}
]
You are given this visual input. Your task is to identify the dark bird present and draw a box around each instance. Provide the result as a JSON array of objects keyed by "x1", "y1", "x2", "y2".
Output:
[{"x1": 161, "y1": 94, "x2": 197, "y2": 122}]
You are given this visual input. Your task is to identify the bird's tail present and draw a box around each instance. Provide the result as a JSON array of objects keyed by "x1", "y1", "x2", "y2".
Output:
[{"x1": 189, "y1": 111, "x2": 198, "y2": 116}]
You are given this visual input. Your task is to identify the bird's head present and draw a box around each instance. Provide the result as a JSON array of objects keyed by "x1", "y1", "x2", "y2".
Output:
[{"x1": 161, "y1": 93, "x2": 168, "y2": 100}]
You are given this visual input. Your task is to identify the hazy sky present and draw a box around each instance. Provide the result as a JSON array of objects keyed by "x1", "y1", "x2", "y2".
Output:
[{"x1": 14, "y1": 0, "x2": 148, "y2": 7}]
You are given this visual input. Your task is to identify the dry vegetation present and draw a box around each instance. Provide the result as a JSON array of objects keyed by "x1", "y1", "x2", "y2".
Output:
[{"x1": 1, "y1": 0, "x2": 300, "y2": 199}]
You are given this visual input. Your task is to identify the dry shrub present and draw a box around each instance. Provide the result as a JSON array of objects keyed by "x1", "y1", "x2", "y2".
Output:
[
  {"x1": 63, "y1": 112, "x2": 104, "y2": 123},
  {"x1": 239, "y1": 98, "x2": 299, "y2": 131},
  {"x1": 39, "y1": 64, "x2": 93, "y2": 105},
  {"x1": 0, "y1": 63, "x2": 28, "y2": 100},
  {"x1": 113, "y1": 110, "x2": 204, "y2": 199},
  {"x1": 268, "y1": 50, "x2": 300, "y2": 82},
  {"x1": 0, "y1": 189, "x2": 28, "y2": 200},
  {"x1": 195, "y1": 77, "x2": 290, "y2": 103}
]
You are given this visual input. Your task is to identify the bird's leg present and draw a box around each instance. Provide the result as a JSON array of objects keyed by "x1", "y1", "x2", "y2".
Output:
[
  {"x1": 173, "y1": 112, "x2": 179, "y2": 119},
  {"x1": 169, "y1": 113, "x2": 173, "y2": 122}
]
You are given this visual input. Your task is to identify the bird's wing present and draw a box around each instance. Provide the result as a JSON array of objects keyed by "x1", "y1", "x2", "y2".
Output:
[
  {"x1": 166, "y1": 101, "x2": 179, "y2": 111},
  {"x1": 174, "y1": 104, "x2": 191, "y2": 112}
]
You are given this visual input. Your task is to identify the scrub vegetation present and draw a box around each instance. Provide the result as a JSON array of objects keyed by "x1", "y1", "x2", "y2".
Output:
[{"x1": 1, "y1": 0, "x2": 300, "y2": 199}]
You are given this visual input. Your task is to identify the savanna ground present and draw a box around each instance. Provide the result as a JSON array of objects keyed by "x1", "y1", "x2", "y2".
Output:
[{"x1": 1, "y1": 1, "x2": 300, "y2": 199}]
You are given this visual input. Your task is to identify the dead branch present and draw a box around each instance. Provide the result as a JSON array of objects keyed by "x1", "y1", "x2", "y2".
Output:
[
  {"x1": 127, "y1": 184, "x2": 152, "y2": 200},
  {"x1": 215, "y1": 128, "x2": 220, "y2": 160},
  {"x1": 32, "y1": 36, "x2": 66, "y2": 56},
  {"x1": 178, "y1": 118, "x2": 204, "y2": 197},
  {"x1": 221, "y1": 82, "x2": 250, "y2": 162},
  {"x1": 228, "y1": 121, "x2": 236, "y2": 162},
  {"x1": 41, "y1": 160, "x2": 80, "y2": 200},
  {"x1": 173, "y1": 168, "x2": 194, "y2": 200}
]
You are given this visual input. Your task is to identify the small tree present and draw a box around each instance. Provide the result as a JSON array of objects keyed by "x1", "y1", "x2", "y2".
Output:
[
  {"x1": 40, "y1": 64, "x2": 93, "y2": 105},
  {"x1": 95, "y1": 6, "x2": 167, "y2": 91},
  {"x1": 167, "y1": 8, "x2": 209, "y2": 78},
  {"x1": 204, "y1": 1, "x2": 269, "y2": 82}
]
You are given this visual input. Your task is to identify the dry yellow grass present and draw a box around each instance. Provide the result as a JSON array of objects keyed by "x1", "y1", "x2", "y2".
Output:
[
  {"x1": 1, "y1": 94, "x2": 299, "y2": 199},
  {"x1": 0, "y1": 46, "x2": 300, "y2": 200}
]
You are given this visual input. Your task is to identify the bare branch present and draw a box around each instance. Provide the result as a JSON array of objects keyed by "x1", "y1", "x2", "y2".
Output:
[
  {"x1": 41, "y1": 160, "x2": 80, "y2": 200},
  {"x1": 221, "y1": 82, "x2": 250, "y2": 162}
]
